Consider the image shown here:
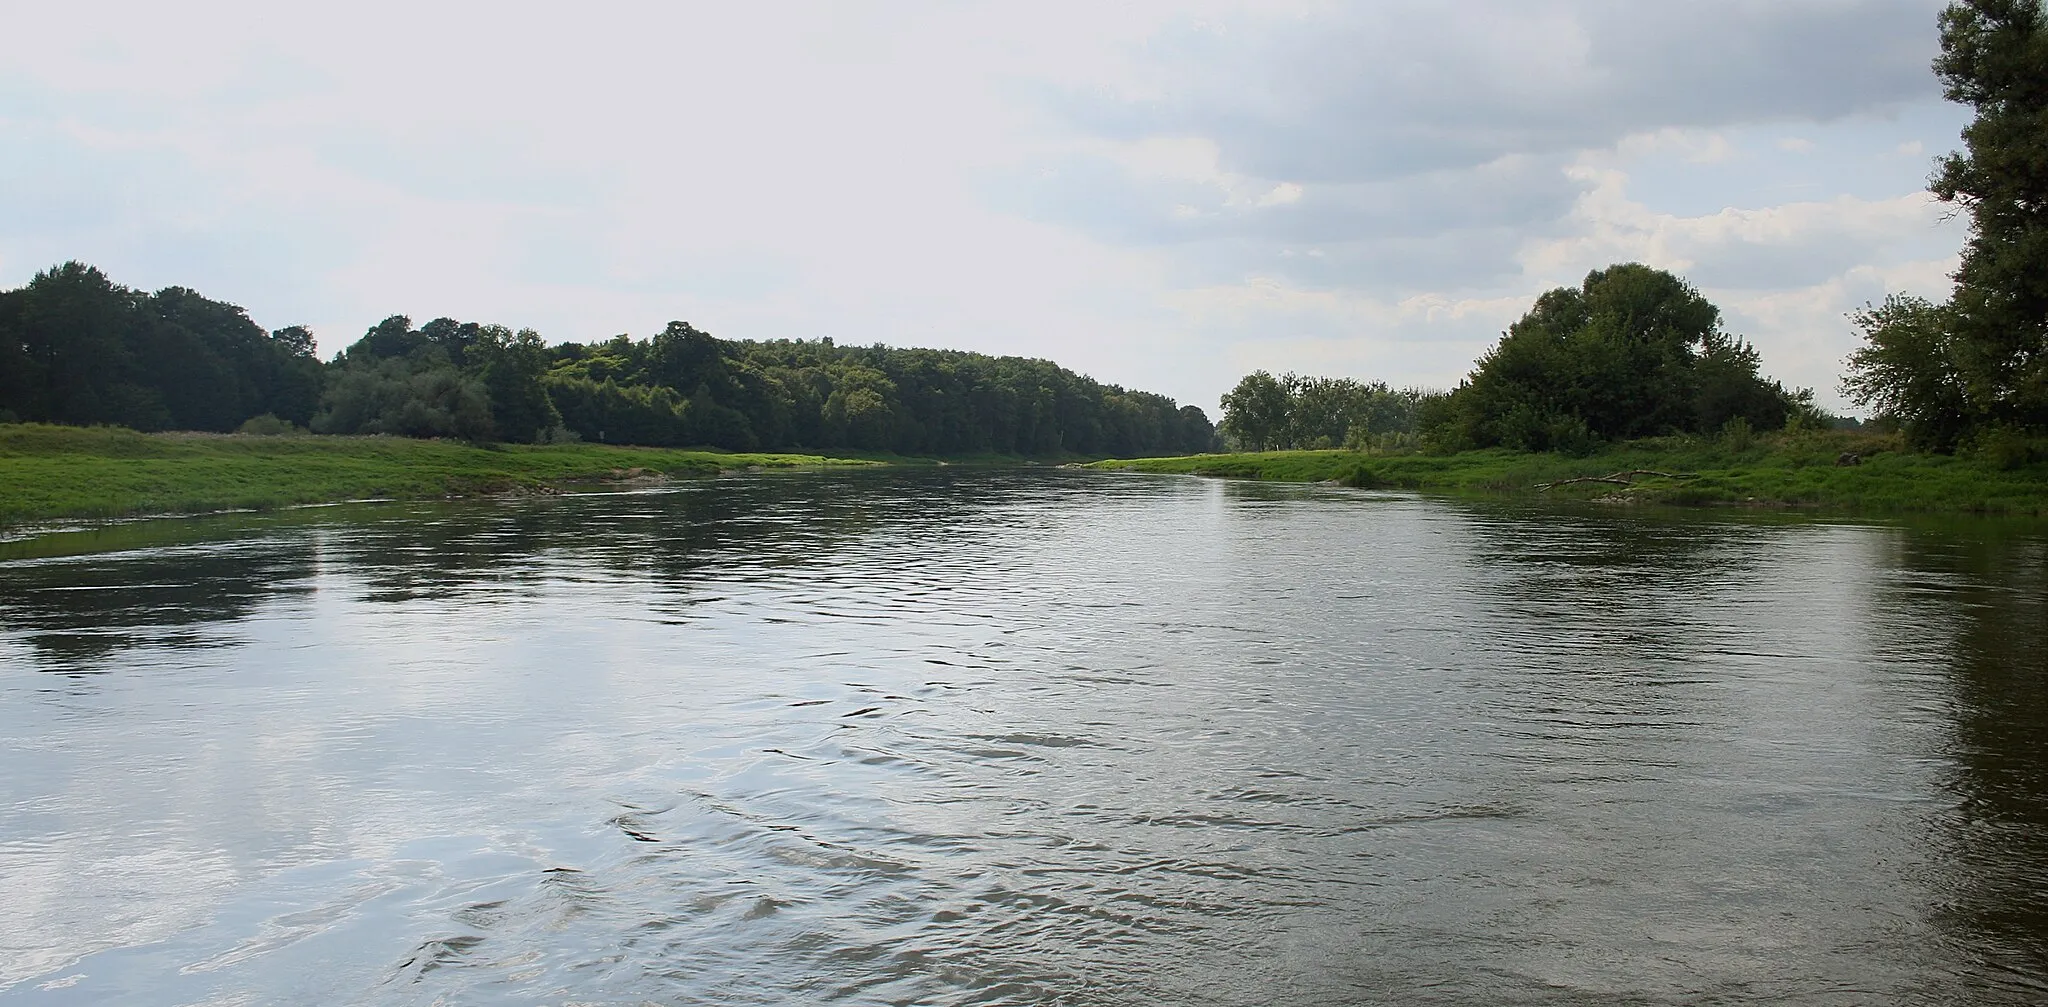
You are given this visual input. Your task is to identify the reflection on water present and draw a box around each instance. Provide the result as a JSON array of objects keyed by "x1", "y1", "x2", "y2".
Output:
[{"x1": 1, "y1": 469, "x2": 2046, "y2": 1005}]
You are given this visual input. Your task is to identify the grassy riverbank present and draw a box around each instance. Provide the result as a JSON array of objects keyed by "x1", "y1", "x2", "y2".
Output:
[
  {"x1": 1087, "y1": 430, "x2": 2048, "y2": 515},
  {"x1": 0, "y1": 424, "x2": 878, "y2": 525}
]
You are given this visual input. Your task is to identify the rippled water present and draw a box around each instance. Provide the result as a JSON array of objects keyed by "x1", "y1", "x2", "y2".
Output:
[{"x1": 3, "y1": 468, "x2": 2047, "y2": 1005}]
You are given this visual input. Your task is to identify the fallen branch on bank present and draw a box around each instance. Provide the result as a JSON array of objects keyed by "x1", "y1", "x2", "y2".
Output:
[{"x1": 1535, "y1": 469, "x2": 1686, "y2": 491}]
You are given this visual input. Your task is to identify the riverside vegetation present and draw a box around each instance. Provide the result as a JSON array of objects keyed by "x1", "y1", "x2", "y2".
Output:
[
  {"x1": 1088, "y1": 430, "x2": 2048, "y2": 515},
  {"x1": 0, "y1": 265, "x2": 1213, "y2": 460},
  {"x1": 0, "y1": 263, "x2": 1214, "y2": 524}
]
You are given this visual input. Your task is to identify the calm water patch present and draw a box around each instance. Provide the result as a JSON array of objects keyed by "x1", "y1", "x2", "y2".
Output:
[{"x1": 2, "y1": 468, "x2": 2045, "y2": 1005}]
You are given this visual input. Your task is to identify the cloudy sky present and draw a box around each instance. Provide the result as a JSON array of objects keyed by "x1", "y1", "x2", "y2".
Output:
[{"x1": 0, "y1": 0, "x2": 1969, "y2": 414}]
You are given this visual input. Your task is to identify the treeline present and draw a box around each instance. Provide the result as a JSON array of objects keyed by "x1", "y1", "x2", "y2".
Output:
[
  {"x1": 0, "y1": 264, "x2": 1215, "y2": 458},
  {"x1": 0, "y1": 262, "x2": 323, "y2": 432},
  {"x1": 1218, "y1": 373, "x2": 1439, "y2": 451}
]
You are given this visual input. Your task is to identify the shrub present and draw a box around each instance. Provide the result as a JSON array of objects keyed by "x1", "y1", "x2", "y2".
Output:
[
  {"x1": 1720, "y1": 416, "x2": 1754, "y2": 453},
  {"x1": 236, "y1": 413, "x2": 302, "y2": 436},
  {"x1": 1969, "y1": 425, "x2": 2048, "y2": 471}
]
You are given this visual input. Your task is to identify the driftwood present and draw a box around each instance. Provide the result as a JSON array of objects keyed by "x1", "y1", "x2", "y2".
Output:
[{"x1": 1536, "y1": 469, "x2": 1684, "y2": 491}]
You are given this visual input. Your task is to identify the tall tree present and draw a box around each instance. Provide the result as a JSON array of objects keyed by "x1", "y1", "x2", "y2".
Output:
[
  {"x1": 1843, "y1": 295, "x2": 1973, "y2": 447},
  {"x1": 1220, "y1": 371, "x2": 1291, "y2": 451},
  {"x1": 1930, "y1": 0, "x2": 2048, "y2": 429},
  {"x1": 474, "y1": 326, "x2": 560, "y2": 443}
]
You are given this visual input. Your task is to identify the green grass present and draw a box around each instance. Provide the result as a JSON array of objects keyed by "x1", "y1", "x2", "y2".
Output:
[
  {"x1": 1088, "y1": 430, "x2": 2048, "y2": 515},
  {"x1": 0, "y1": 424, "x2": 878, "y2": 526},
  {"x1": 17, "y1": 421, "x2": 2045, "y2": 526}
]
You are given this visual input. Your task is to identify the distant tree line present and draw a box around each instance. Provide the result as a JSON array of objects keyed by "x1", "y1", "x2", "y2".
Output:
[
  {"x1": 1218, "y1": 372, "x2": 1440, "y2": 451},
  {"x1": 0, "y1": 263, "x2": 1215, "y2": 458}
]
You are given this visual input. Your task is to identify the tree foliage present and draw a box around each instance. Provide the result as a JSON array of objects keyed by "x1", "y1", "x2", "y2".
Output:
[
  {"x1": 1435, "y1": 264, "x2": 1806, "y2": 451},
  {"x1": 1, "y1": 264, "x2": 1212, "y2": 457},
  {"x1": 1219, "y1": 371, "x2": 1438, "y2": 451},
  {"x1": 0, "y1": 262, "x2": 320, "y2": 431},
  {"x1": 312, "y1": 356, "x2": 494, "y2": 441},
  {"x1": 1848, "y1": 1, "x2": 2048, "y2": 444},
  {"x1": 1843, "y1": 295, "x2": 1973, "y2": 448},
  {"x1": 540, "y1": 333, "x2": 1216, "y2": 456}
]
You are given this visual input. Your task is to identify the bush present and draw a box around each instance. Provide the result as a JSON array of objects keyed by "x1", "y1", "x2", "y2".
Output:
[
  {"x1": 1720, "y1": 416, "x2": 1754, "y2": 453},
  {"x1": 1545, "y1": 414, "x2": 1601, "y2": 457},
  {"x1": 312, "y1": 358, "x2": 494, "y2": 442},
  {"x1": 236, "y1": 413, "x2": 302, "y2": 436},
  {"x1": 1969, "y1": 425, "x2": 2048, "y2": 471}
]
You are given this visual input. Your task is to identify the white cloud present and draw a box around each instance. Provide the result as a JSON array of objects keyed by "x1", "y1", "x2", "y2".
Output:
[{"x1": 1523, "y1": 149, "x2": 1955, "y2": 289}]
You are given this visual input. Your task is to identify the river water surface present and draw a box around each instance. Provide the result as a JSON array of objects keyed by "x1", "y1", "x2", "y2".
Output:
[{"x1": 2, "y1": 468, "x2": 2046, "y2": 1005}]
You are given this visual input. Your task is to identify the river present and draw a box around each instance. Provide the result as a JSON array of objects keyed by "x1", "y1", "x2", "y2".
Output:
[{"x1": 2, "y1": 468, "x2": 2045, "y2": 1005}]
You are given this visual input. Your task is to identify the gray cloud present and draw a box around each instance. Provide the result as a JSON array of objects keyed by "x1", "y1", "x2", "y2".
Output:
[
  {"x1": 1004, "y1": 151, "x2": 1582, "y2": 245},
  {"x1": 996, "y1": 147, "x2": 1587, "y2": 293},
  {"x1": 1063, "y1": 0, "x2": 1945, "y2": 183},
  {"x1": 1683, "y1": 233, "x2": 1907, "y2": 292},
  {"x1": 1007, "y1": 0, "x2": 1957, "y2": 310}
]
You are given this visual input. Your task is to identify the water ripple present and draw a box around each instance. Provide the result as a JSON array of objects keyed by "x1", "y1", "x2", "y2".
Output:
[{"x1": 1, "y1": 470, "x2": 2045, "y2": 1004}]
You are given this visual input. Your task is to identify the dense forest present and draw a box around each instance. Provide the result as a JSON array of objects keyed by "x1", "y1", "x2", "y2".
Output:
[{"x1": 0, "y1": 265, "x2": 1215, "y2": 458}]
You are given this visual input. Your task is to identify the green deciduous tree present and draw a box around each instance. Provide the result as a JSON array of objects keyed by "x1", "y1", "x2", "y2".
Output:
[
  {"x1": 1219, "y1": 371, "x2": 1291, "y2": 451},
  {"x1": 0, "y1": 262, "x2": 328, "y2": 432},
  {"x1": 1847, "y1": 2, "x2": 2048, "y2": 442},
  {"x1": 312, "y1": 356, "x2": 493, "y2": 441},
  {"x1": 1438, "y1": 264, "x2": 1799, "y2": 451},
  {"x1": 544, "y1": 375, "x2": 690, "y2": 445},
  {"x1": 1218, "y1": 370, "x2": 1437, "y2": 452},
  {"x1": 1843, "y1": 295, "x2": 1974, "y2": 447},
  {"x1": 474, "y1": 326, "x2": 561, "y2": 443}
]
